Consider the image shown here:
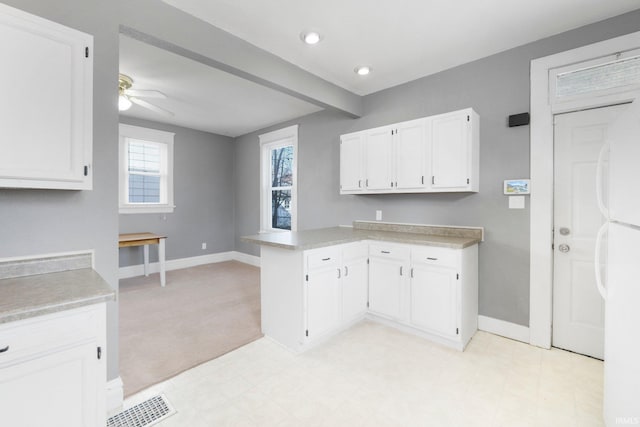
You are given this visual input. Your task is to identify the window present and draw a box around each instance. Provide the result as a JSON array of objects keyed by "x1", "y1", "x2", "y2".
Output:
[
  {"x1": 259, "y1": 125, "x2": 298, "y2": 232},
  {"x1": 119, "y1": 124, "x2": 175, "y2": 214}
]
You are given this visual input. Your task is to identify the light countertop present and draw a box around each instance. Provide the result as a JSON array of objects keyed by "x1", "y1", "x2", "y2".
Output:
[
  {"x1": 0, "y1": 268, "x2": 115, "y2": 324},
  {"x1": 242, "y1": 221, "x2": 483, "y2": 250}
]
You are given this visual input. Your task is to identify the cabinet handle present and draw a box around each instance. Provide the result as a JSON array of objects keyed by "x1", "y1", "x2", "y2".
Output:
[
  {"x1": 366, "y1": 179, "x2": 369, "y2": 187},
  {"x1": 358, "y1": 180, "x2": 361, "y2": 188},
  {"x1": 345, "y1": 266, "x2": 349, "y2": 277},
  {"x1": 411, "y1": 268, "x2": 414, "y2": 278},
  {"x1": 427, "y1": 257, "x2": 438, "y2": 261},
  {"x1": 432, "y1": 176, "x2": 435, "y2": 185},
  {"x1": 381, "y1": 250, "x2": 390, "y2": 254},
  {"x1": 421, "y1": 176, "x2": 424, "y2": 185},
  {"x1": 0, "y1": 346, "x2": 8, "y2": 353},
  {"x1": 400, "y1": 266, "x2": 403, "y2": 276},
  {"x1": 390, "y1": 181, "x2": 393, "y2": 187},
  {"x1": 337, "y1": 268, "x2": 341, "y2": 279},
  {"x1": 322, "y1": 257, "x2": 331, "y2": 261}
]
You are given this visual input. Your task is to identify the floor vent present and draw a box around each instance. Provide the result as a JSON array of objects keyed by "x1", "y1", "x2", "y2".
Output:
[{"x1": 107, "y1": 394, "x2": 176, "y2": 427}]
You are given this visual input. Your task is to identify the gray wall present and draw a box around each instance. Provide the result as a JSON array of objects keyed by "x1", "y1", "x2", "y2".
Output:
[
  {"x1": 118, "y1": 117, "x2": 235, "y2": 267},
  {"x1": 234, "y1": 9, "x2": 640, "y2": 327},
  {"x1": 0, "y1": 0, "x2": 120, "y2": 379}
]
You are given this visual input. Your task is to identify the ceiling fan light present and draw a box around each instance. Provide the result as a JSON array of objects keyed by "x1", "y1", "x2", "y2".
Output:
[
  {"x1": 355, "y1": 66, "x2": 371, "y2": 76},
  {"x1": 119, "y1": 94, "x2": 132, "y2": 111},
  {"x1": 300, "y1": 31, "x2": 321, "y2": 45}
]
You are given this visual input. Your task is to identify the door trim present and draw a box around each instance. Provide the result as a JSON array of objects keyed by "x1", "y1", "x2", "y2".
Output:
[{"x1": 529, "y1": 30, "x2": 640, "y2": 349}]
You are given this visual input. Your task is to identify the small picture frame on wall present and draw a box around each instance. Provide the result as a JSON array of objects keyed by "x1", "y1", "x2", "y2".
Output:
[{"x1": 504, "y1": 179, "x2": 530, "y2": 195}]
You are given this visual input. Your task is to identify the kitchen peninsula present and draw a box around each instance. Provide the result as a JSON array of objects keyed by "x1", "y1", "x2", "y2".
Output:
[{"x1": 243, "y1": 221, "x2": 482, "y2": 352}]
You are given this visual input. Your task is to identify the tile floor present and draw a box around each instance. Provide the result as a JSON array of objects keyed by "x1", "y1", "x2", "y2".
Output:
[{"x1": 125, "y1": 321, "x2": 604, "y2": 427}]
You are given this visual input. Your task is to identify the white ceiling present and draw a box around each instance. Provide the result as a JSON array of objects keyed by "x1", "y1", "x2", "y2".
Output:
[
  {"x1": 121, "y1": 1, "x2": 639, "y2": 136},
  {"x1": 163, "y1": 0, "x2": 639, "y2": 95},
  {"x1": 118, "y1": 34, "x2": 322, "y2": 137}
]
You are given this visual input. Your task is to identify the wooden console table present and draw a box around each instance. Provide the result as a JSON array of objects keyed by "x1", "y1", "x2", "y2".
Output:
[{"x1": 118, "y1": 233, "x2": 167, "y2": 286}]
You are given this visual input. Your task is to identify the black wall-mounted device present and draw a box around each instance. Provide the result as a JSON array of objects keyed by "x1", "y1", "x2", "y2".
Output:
[{"x1": 508, "y1": 112, "x2": 530, "y2": 127}]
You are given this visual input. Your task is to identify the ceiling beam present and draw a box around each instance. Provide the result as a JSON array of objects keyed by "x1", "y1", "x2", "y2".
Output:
[{"x1": 119, "y1": 0, "x2": 363, "y2": 118}]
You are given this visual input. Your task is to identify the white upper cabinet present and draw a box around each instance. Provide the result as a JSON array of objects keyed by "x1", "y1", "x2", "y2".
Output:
[
  {"x1": 395, "y1": 118, "x2": 428, "y2": 190},
  {"x1": 0, "y1": 4, "x2": 93, "y2": 190},
  {"x1": 339, "y1": 132, "x2": 364, "y2": 193},
  {"x1": 339, "y1": 108, "x2": 478, "y2": 194},
  {"x1": 430, "y1": 108, "x2": 479, "y2": 192},
  {"x1": 364, "y1": 126, "x2": 394, "y2": 191}
]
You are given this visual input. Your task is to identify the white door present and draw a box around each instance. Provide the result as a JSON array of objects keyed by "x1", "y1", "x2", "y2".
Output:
[
  {"x1": 395, "y1": 119, "x2": 426, "y2": 190},
  {"x1": 365, "y1": 126, "x2": 394, "y2": 190},
  {"x1": 553, "y1": 104, "x2": 626, "y2": 359},
  {"x1": 431, "y1": 111, "x2": 470, "y2": 189},
  {"x1": 340, "y1": 133, "x2": 363, "y2": 193}
]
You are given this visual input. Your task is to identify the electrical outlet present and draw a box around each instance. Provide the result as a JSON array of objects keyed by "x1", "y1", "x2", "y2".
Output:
[
  {"x1": 376, "y1": 210, "x2": 382, "y2": 221},
  {"x1": 201, "y1": 243, "x2": 207, "y2": 250}
]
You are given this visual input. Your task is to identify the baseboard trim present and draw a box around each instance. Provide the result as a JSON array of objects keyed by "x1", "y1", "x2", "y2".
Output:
[
  {"x1": 478, "y1": 315, "x2": 530, "y2": 343},
  {"x1": 119, "y1": 251, "x2": 260, "y2": 279},
  {"x1": 231, "y1": 251, "x2": 261, "y2": 267},
  {"x1": 106, "y1": 376, "x2": 124, "y2": 417}
]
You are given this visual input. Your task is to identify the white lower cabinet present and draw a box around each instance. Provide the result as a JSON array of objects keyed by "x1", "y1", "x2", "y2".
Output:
[
  {"x1": 0, "y1": 304, "x2": 107, "y2": 427},
  {"x1": 260, "y1": 240, "x2": 477, "y2": 352},
  {"x1": 304, "y1": 243, "x2": 368, "y2": 341},
  {"x1": 368, "y1": 243, "x2": 409, "y2": 321}
]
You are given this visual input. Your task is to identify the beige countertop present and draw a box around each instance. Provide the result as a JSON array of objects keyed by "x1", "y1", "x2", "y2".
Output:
[
  {"x1": 0, "y1": 268, "x2": 115, "y2": 324},
  {"x1": 242, "y1": 221, "x2": 483, "y2": 250}
]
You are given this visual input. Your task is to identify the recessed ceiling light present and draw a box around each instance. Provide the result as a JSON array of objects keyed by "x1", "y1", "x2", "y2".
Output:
[
  {"x1": 300, "y1": 31, "x2": 321, "y2": 45},
  {"x1": 355, "y1": 66, "x2": 372, "y2": 76}
]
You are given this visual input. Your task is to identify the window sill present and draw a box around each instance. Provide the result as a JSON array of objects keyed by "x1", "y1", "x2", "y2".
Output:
[{"x1": 119, "y1": 205, "x2": 175, "y2": 214}]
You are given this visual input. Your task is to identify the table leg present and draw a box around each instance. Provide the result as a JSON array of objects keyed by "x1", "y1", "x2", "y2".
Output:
[
  {"x1": 159, "y1": 238, "x2": 166, "y2": 287},
  {"x1": 143, "y1": 244, "x2": 150, "y2": 276}
]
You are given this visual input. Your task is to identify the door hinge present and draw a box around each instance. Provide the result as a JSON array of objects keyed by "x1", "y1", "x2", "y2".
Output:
[
  {"x1": 84, "y1": 165, "x2": 88, "y2": 176},
  {"x1": 305, "y1": 274, "x2": 309, "y2": 281},
  {"x1": 456, "y1": 273, "x2": 459, "y2": 280},
  {"x1": 85, "y1": 47, "x2": 89, "y2": 58},
  {"x1": 305, "y1": 330, "x2": 309, "y2": 337},
  {"x1": 456, "y1": 328, "x2": 459, "y2": 335},
  {"x1": 97, "y1": 346, "x2": 102, "y2": 360}
]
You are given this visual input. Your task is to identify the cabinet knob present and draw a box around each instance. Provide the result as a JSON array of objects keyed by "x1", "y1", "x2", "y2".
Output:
[
  {"x1": 344, "y1": 266, "x2": 349, "y2": 277},
  {"x1": 0, "y1": 346, "x2": 9, "y2": 354},
  {"x1": 337, "y1": 268, "x2": 341, "y2": 279}
]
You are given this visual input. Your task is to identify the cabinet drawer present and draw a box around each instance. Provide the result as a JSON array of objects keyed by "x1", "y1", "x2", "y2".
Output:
[
  {"x1": 306, "y1": 247, "x2": 341, "y2": 271},
  {"x1": 411, "y1": 246, "x2": 459, "y2": 268},
  {"x1": 369, "y1": 243, "x2": 410, "y2": 260},
  {"x1": 0, "y1": 306, "x2": 99, "y2": 366}
]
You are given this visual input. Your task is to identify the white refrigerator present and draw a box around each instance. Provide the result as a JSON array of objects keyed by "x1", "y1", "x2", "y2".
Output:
[{"x1": 596, "y1": 94, "x2": 640, "y2": 426}]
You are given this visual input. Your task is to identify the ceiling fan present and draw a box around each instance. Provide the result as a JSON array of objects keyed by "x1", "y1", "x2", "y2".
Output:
[{"x1": 118, "y1": 73, "x2": 174, "y2": 117}]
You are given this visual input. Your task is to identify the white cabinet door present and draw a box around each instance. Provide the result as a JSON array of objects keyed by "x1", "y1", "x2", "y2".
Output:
[
  {"x1": 0, "y1": 4, "x2": 93, "y2": 190},
  {"x1": 342, "y1": 243, "x2": 369, "y2": 324},
  {"x1": 395, "y1": 119, "x2": 427, "y2": 190},
  {"x1": 306, "y1": 257, "x2": 342, "y2": 340},
  {"x1": 365, "y1": 126, "x2": 394, "y2": 191},
  {"x1": 0, "y1": 342, "x2": 98, "y2": 427},
  {"x1": 410, "y1": 263, "x2": 458, "y2": 338},
  {"x1": 431, "y1": 110, "x2": 471, "y2": 190},
  {"x1": 368, "y1": 244, "x2": 409, "y2": 320},
  {"x1": 340, "y1": 133, "x2": 364, "y2": 193}
]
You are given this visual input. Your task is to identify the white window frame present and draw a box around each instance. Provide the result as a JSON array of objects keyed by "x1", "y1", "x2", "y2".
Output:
[
  {"x1": 119, "y1": 123, "x2": 175, "y2": 214},
  {"x1": 259, "y1": 125, "x2": 298, "y2": 232}
]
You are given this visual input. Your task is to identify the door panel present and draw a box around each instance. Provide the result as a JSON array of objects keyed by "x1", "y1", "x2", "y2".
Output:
[
  {"x1": 395, "y1": 119, "x2": 426, "y2": 189},
  {"x1": 553, "y1": 104, "x2": 625, "y2": 359},
  {"x1": 368, "y1": 257, "x2": 403, "y2": 320},
  {"x1": 431, "y1": 112, "x2": 469, "y2": 189},
  {"x1": 307, "y1": 267, "x2": 341, "y2": 339},
  {"x1": 365, "y1": 127, "x2": 394, "y2": 190},
  {"x1": 340, "y1": 134, "x2": 363, "y2": 192},
  {"x1": 410, "y1": 264, "x2": 457, "y2": 337}
]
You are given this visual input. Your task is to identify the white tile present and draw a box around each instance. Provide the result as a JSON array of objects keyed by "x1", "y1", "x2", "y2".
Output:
[{"x1": 122, "y1": 322, "x2": 604, "y2": 427}]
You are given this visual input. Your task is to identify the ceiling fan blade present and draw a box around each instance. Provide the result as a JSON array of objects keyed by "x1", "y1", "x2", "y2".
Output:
[
  {"x1": 124, "y1": 89, "x2": 167, "y2": 99},
  {"x1": 130, "y1": 97, "x2": 174, "y2": 117}
]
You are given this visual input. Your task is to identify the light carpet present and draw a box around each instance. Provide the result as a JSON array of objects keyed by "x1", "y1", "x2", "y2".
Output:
[{"x1": 119, "y1": 260, "x2": 262, "y2": 397}]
